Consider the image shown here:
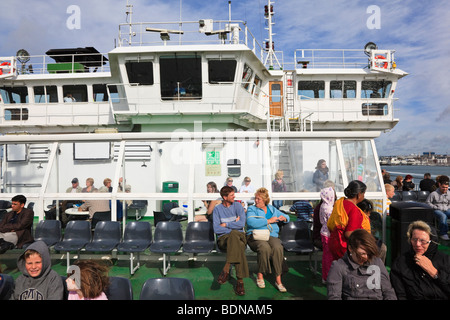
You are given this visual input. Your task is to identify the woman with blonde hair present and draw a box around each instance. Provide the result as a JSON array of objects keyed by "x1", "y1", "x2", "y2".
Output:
[
  {"x1": 82, "y1": 178, "x2": 97, "y2": 193},
  {"x1": 246, "y1": 188, "x2": 290, "y2": 292},
  {"x1": 271, "y1": 170, "x2": 286, "y2": 209}
]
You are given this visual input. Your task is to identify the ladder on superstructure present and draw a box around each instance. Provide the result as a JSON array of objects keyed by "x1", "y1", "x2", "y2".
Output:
[{"x1": 284, "y1": 71, "x2": 296, "y2": 131}]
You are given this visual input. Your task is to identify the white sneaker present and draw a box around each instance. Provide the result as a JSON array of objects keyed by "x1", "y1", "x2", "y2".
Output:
[{"x1": 440, "y1": 234, "x2": 449, "y2": 241}]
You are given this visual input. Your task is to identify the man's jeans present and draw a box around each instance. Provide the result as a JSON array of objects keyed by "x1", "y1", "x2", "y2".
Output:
[{"x1": 434, "y1": 209, "x2": 450, "y2": 235}]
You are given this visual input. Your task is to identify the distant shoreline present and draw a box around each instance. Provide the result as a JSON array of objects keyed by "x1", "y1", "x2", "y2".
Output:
[{"x1": 380, "y1": 164, "x2": 450, "y2": 167}]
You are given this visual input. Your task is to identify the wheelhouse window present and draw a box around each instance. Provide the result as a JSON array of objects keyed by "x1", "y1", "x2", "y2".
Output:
[
  {"x1": 62, "y1": 85, "x2": 87, "y2": 102},
  {"x1": 93, "y1": 84, "x2": 119, "y2": 102},
  {"x1": 34, "y1": 86, "x2": 58, "y2": 103},
  {"x1": 241, "y1": 64, "x2": 254, "y2": 91},
  {"x1": 125, "y1": 61, "x2": 154, "y2": 85},
  {"x1": 0, "y1": 86, "x2": 29, "y2": 104},
  {"x1": 361, "y1": 80, "x2": 392, "y2": 98},
  {"x1": 298, "y1": 81, "x2": 324, "y2": 99},
  {"x1": 160, "y1": 54, "x2": 202, "y2": 100},
  {"x1": 341, "y1": 140, "x2": 380, "y2": 191},
  {"x1": 330, "y1": 81, "x2": 356, "y2": 98},
  {"x1": 252, "y1": 75, "x2": 262, "y2": 97},
  {"x1": 208, "y1": 60, "x2": 237, "y2": 83}
]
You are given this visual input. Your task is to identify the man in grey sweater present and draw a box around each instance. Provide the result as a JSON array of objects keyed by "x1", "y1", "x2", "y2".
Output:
[{"x1": 426, "y1": 175, "x2": 450, "y2": 240}]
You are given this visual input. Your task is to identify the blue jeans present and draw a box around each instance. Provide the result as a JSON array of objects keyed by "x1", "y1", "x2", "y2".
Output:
[
  {"x1": 273, "y1": 200, "x2": 283, "y2": 209},
  {"x1": 434, "y1": 209, "x2": 450, "y2": 235}
]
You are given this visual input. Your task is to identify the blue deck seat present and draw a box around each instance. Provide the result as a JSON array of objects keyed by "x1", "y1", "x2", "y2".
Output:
[
  {"x1": 34, "y1": 219, "x2": 62, "y2": 247},
  {"x1": 0, "y1": 273, "x2": 14, "y2": 300},
  {"x1": 84, "y1": 221, "x2": 121, "y2": 252},
  {"x1": 149, "y1": 221, "x2": 183, "y2": 276},
  {"x1": 105, "y1": 276, "x2": 133, "y2": 300},
  {"x1": 140, "y1": 277, "x2": 194, "y2": 300},
  {"x1": 183, "y1": 221, "x2": 215, "y2": 253},
  {"x1": 280, "y1": 221, "x2": 317, "y2": 273},
  {"x1": 417, "y1": 190, "x2": 430, "y2": 202},
  {"x1": 402, "y1": 191, "x2": 418, "y2": 202},
  {"x1": 54, "y1": 220, "x2": 91, "y2": 266},
  {"x1": 117, "y1": 221, "x2": 153, "y2": 275},
  {"x1": 128, "y1": 200, "x2": 148, "y2": 221}
]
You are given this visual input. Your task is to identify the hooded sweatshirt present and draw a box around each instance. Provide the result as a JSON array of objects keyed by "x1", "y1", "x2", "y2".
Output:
[{"x1": 12, "y1": 241, "x2": 64, "y2": 300}]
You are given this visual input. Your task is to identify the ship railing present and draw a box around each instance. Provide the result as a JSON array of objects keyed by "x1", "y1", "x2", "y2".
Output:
[
  {"x1": 296, "y1": 95, "x2": 397, "y2": 122},
  {"x1": 117, "y1": 20, "x2": 274, "y2": 66},
  {"x1": 0, "y1": 102, "x2": 111, "y2": 127},
  {"x1": 294, "y1": 49, "x2": 371, "y2": 69},
  {"x1": 12, "y1": 52, "x2": 111, "y2": 76},
  {"x1": 107, "y1": 81, "x2": 269, "y2": 122}
]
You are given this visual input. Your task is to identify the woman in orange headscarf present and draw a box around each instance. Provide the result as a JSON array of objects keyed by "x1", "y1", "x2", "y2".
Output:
[{"x1": 327, "y1": 180, "x2": 371, "y2": 260}]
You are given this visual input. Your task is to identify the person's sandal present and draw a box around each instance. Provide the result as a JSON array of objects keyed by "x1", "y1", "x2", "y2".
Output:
[
  {"x1": 256, "y1": 278, "x2": 265, "y2": 289},
  {"x1": 275, "y1": 282, "x2": 287, "y2": 292},
  {"x1": 217, "y1": 270, "x2": 229, "y2": 285},
  {"x1": 235, "y1": 281, "x2": 245, "y2": 296}
]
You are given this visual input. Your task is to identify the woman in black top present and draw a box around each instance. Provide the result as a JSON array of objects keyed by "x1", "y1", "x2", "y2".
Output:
[{"x1": 390, "y1": 220, "x2": 450, "y2": 300}]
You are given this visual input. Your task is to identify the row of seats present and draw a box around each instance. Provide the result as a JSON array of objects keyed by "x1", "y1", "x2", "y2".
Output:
[
  {"x1": 34, "y1": 219, "x2": 316, "y2": 275},
  {"x1": 0, "y1": 274, "x2": 194, "y2": 300},
  {"x1": 390, "y1": 190, "x2": 430, "y2": 202}
]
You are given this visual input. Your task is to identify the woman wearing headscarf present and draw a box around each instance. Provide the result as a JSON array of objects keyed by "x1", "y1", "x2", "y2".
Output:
[{"x1": 327, "y1": 180, "x2": 371, "y2": 260}]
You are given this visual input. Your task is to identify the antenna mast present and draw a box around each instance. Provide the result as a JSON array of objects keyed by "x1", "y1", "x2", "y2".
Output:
[
  {"x1": 263, "y1": 0, "x2": 281, "y2": 70},
  {"x1": 126, "y1": 0, "x2": 134, "y2": 46}
]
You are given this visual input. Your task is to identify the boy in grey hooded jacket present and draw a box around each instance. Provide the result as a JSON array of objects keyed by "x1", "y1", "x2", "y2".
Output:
[{"x1": 12, "y1": 240, "x2": 64, "y2": 300}]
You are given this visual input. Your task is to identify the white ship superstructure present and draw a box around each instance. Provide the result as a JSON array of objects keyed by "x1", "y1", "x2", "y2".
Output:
[{"x1": 0, "y1": 1, "x2": 407, "y2": 225}]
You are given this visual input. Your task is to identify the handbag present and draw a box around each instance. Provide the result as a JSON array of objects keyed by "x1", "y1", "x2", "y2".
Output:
[
  {"x1": 248, "y1": 216, "x2": 273, "y2": 241},
  {"x1": 252, "y1": 229, "x2": 271, "y2": 241}
]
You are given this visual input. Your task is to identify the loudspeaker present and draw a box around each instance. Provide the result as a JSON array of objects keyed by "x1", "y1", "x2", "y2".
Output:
[{"x1": 390, "y1": 201, "x2": 435, "y2": 260}]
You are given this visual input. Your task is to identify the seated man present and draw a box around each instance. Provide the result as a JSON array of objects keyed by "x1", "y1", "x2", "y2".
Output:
[
  {"x1": 0, "y1": 194, "x2": 34, "y2": 251},
  {"x1": 290, "y1": 194, "x2": 313, "y2": 222},
  {"x1": 213, "y1": 186, "x2": 249, "y2": 296},
  {"x1": 419, "y1": 173, "x2": 435, "y2": 192},
  {"x1": 426, "y1": 175, "x2": 450, "y2": 240}
]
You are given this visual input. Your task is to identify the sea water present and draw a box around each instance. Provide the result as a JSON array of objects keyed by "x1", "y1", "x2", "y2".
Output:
[{"x1": 381, "y1": 165, "x2": 450, "y2": 181}]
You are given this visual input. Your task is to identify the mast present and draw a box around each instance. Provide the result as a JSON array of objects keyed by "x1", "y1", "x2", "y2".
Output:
[
  {"x1": 263, "y1": 0, "x2": 282, "y2": 70},
  {"x1": 126, "y1": 0, "x2": 134, "y2": 46}
]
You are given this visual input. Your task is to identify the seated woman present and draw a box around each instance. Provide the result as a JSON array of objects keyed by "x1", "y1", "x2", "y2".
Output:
[
  {"x1": 390, "y1": 220, "x2": 450, "y2": 300},
  {"x1": 327, "y1": 229, "x2": 397, "y2": 300},
  {"x1": 195, "y1": 182, "x2": 222, "y2": 222},
  {"x1": 327, "y1": 180, "x2": 371, "y2": 260},
  {"x1": 246, "y1": 187, "x2": 290, "y2": 292}
]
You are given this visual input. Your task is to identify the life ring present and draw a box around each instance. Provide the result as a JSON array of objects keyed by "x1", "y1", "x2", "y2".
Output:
[
  {"x1": 374, "y1": 55, "x2": 388, "y2": 69},
  {"x1": 0, "y1": 61, "x2": 11, "y2": 76}
]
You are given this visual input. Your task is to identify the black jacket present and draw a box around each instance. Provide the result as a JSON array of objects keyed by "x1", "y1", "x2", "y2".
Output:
[{"x1": 390, "y1": 242, "x2": 450, "y2": 300}]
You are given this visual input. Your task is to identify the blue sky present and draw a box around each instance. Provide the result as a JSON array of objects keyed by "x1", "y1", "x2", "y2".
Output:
[{"x1": 1, "y1": 0, "x2": 449, "y2": 156}]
